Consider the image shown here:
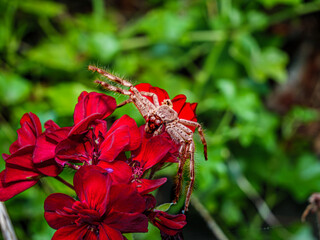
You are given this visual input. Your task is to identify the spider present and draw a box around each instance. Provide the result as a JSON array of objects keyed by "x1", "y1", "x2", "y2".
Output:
[
  {"x1": 88, "y1": 65, "x2": 207, "y2": 212},
  {"x1": 302, "y1": 193, "x2": 320, "y2": 222}
]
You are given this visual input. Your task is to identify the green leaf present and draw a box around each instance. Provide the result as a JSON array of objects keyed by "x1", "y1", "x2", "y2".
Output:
[
  {"x1": 88, "y1": 33, "x2": 120, "y2": 62},
  {"x1": 46, "y1": 82, "x2": 93, "y2": 116},
  {"x1": 0, "y1": 72, "x2": 31, "y2": 105},
  {"x1": 19, "y1": 0, "x2": 65, "y2": 17},
  {"x1": 136, "y1": 9, "x2": 192, "y2": 42},
  {"x1": 123, "y1": 233, "x2": 134, "y2": 240},
  {"x1": 230, "y1": 34, "x2": 288, "y2": 82},
  {"x1": 258, "y1": 0, "x2": 302, "y2": 8},
  {"x1": 26, "y1": 41, "x2": 80, "y2": 71},
  {"x1": 155, "y1": 202, "x2": 174, "y2": 212}
]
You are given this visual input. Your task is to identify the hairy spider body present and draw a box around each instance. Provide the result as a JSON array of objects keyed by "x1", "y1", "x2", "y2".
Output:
[
  {"x1": 145, "y1": 104, "x2": 177, "y2": 134},
  {"x1": 89, "y1": 65, "x2": 207, "y2": 212}
]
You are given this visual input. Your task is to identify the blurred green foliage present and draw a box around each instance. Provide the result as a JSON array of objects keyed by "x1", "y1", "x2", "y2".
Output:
[{"x1": 1, "y1": 0, "x2": 320, "y2": 239}]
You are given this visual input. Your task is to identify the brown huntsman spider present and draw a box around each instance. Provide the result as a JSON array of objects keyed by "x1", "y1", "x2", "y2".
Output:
[{"x1": 89, "y1": 65, "x2": 208, "y2": 212}]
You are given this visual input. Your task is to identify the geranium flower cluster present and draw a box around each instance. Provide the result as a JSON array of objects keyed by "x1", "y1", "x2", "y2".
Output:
[{"x1": 0, "y1": 84, "x2": 198, "y2": 240}]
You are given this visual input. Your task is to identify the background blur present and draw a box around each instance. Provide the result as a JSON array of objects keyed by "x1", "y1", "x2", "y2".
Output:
[{"x1": 1, "y1": 0, "x2": 320, "y2": 239}]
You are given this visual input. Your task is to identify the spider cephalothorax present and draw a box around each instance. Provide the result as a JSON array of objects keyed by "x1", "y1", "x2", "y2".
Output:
[
  {"x1": 145, "y1": 102, "x2": 177, "y2": 135},
  {"x1": 89, "y1": 65, "x2": 207, "y2": 212}
]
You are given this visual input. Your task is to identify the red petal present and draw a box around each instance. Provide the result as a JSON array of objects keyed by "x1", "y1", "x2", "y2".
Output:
[
  {"x1": 4, "y1": 147, "x2": 40, "y2": 183},
  {"x1": 84, "y1": 230, "x2": 98, "y2": 240},
  {"x1": 107, "y1": 184, "x2": 145, "y2": 214},
  {"x1": 9, "y1": 113, "x2": 42, "y2": 154},
  {"x1": 133, "y1": 178, "x2": 167, "y2": 195},
  {"x1": 143, "y1": 194, "x2": 157, "y2": 210},
  {"x1": 44, "y1": 193, "x2": 77, "y2": 229},
  {"x1": 73, "y1": 92, "x2": 116, "y2": 125},
  {"x1": 77, "y1": 91, "x2": 88, "y2": 101},
  {"x1": 190, "y1": 102, "x2": 197, "y2": 112},
  {"x1": 74, "y1": 166, "x2": 111, "y2": 216},
  {"x1": 20, "y1": 112, "x2": 42, "y2": 135},
  {"x1": 99, "y1": 223, "x2": 124, "y2": 240},
  {"x1": 132, "y1": 127, "x2": 179, "y2": 165},
  {"x1": 134, "y1": 83, "x2": 152, "y2": 103},
  {"x1": 98, "y1": 161, "x2": 132, "y2": 184},
  {"x1": 33, "y1": 133, "x2": 63, "y2": 176},
  {"x1": 139, "y1": 136, "x2": 173, "y2": 170},
  {"x1": 135, "y1": 83, "x2": 170, "y2": 105},
  {"x1": 172, "y1": 94, "x2": 198, "y2": 131},
  {"x1": 69, "y1": 113, "x2": 102, "y2": 136},
  {"x1": 172, "y1": 95, "x2": 187, "y2": 113},
  {"x1": 52, "y1": 225, "x2": 88, "y2": 240},
  {"x1": 149, "y1": 210, "x2": 187, "y2": 236},
  {"x1": 104, "y1": 212, "x2": 148, "y2": 233},
  {"x1": 0, "y1": 171, "x2": 38, "y2": 201},
  {"x1": 92, "y1": 119, "x2": 108, "y2": 137},
  {"x1": 55, "y1": 138, "x2": 92, "y2": 166},
  {"x1": 45, "y1": 127, "x2": 70, "y2": 143},
  {"x1": 2, "y1": 153, "x2": 9, "y2": 161},
  {"x1": 179, "y1": 102, "x2": 197, "y2": 121},
  {"x1": 107, "y1": 115, "x2": 141, "y2": 151},
  {"x1": 44, "y1": 120, "x2": 60, "y2": 131},
  {"x1": 99, "y1": 126, "x2": 130, "y2": 162}
]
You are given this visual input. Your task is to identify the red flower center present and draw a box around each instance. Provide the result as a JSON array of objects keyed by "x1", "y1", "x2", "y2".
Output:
[
  {"x1": 59, "y1": 201, "x2": 102, "y2": 233},
  {"x1": 77, "y1": 127, "x2": 104, "y2": 166},
  {"x1": 130, "y1": 161, "x2": 144, "y2": 180}
]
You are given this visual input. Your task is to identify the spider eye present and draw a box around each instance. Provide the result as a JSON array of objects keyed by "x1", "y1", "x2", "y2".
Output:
[
  {"x1": 150, "y1": 116, "x2": 156, "y2": 121},
  {"x1": 155, "y1": 119, "x2": 161, "y2": 125}
]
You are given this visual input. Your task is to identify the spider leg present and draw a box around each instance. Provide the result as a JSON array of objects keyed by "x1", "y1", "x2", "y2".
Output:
[
  {"x1": 173, "y1": 143, "x2": 188, "y2": 204},
  {"x1": 168, "y1": 122, "x2": 196, "y2": 212},
  {"x1": 133, "y1": 95, "x2": 156, "y2": 119},
  {"x1": 139, "y1": 91, "x2": 160, "y2": 107},
  {"x1": 153, "y1": 125, "x2": 163, "y2": 136},
  {"x1": 89, "y1": 66, "x2": 158, "y2": 119},
  {"x1": 176, "y1": 122, "x2": 194, "y2": 136},
  {"x1": 166, "y1": 125, "x2": 186, "y2": 203},
  {"x1": 117, "y1": 99, "x2": 133, "y2": 108},
  {"x1": 184, "y1": 140, "x2": 195, "y2": 212},
  {"x1": 178, "y1": 119, "x2": 208, "y2": 160},
  {"x1": 95, "y1": 79, "x2": 132, "y2": 95},
  {"x1": 89, "y1": 65, "x2": 133, "y2": 87}
]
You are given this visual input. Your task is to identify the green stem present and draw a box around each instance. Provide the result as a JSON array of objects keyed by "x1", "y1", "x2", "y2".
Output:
[
  {"x1": 0, "y1": 113, "x2": 16, "y2": 142},
  {"x1": 120, "y1": 37, "x2": 151, "y2": 50},
  {"x1": 269, "y1": 1, "x2": 320, "y2": 25},
  {"x1": 195, "y1": 40, "x2": 227, "y2": 97},
  {"x1": 191, "y1": 196, "x2": 229, "y2": 240},
  {"x1": 0, "y1": 202, "x2": 17, "y2": 240},
  {"x1": 214, "y1": 110, "x2": 233, "y2": 135},
  {"x1": 54, "y1": 176, "x2": 74, "y2": 190},
  {"x1": 92, "y1": 0, "x2": 104, "y2": 23}
]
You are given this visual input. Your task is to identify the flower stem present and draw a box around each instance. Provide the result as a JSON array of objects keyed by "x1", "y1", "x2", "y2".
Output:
[
  {"x1": 54, "y1": 176, "x2": 74, "y2": 190},
  {"x1": 0, "y1": 202, "x2": 17, "y2": 240},
  {"x1": 191, "y1": 196, "x2": 229, "y2": 240}
]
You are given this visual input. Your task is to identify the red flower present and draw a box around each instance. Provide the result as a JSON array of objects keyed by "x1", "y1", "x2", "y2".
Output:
[
  {"x1": 44, "y1": 166, "x2": 148, "y2": 240},
  {"x1": 135, "y1": 83, "x2": 198, "y2": 131},
  {"x1": 160, "y1": 231, "x2": 184, "y2": 240},
  {"x1": 33, "y1": 120, "x2": 69, "y2": 176},
  {"x1": 0, "y1": 146, "x2": 42, "y2": 201},
  {"x1": 0, "y1": 112, "x2": 44, "y2": 200},
  {"x1": 98, "y1": 129, "x2": 178, "y2": 195},
  {"x1": 33, "y1": 91, "x2": 117, "y2": 173},
  {"x1": 8, "y1": 112, "x2": 42, "y2": 154},
  {"x1": 69, "y1": 91, "x2": 117, "y2": 136},
  {"x1": 55, "y1": 115, "x2": 141, "y2": 167},
  {"x1": 149, "y1": 210, "x2": 187, "y2": 236},
  {"x1": 143, "y1": 194, "x2": 186, "y2": 238}
]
